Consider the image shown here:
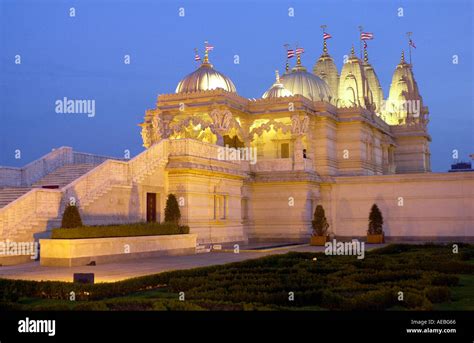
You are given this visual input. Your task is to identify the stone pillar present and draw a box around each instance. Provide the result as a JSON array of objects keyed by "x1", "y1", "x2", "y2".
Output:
[{"x1": 293, "y1": 135, "x2": 304, "y2": 170}]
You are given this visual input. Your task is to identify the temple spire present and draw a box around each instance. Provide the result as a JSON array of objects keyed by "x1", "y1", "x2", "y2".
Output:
[
  {"x1": 350, "y1": 45, "x2": 355, "y2": 57},
  {"x1": 400, "y1": 50, "x2": 406, "y2": 64},
  {"x1": 275, "y1": 70, "x2": 280, "y2": 83}
]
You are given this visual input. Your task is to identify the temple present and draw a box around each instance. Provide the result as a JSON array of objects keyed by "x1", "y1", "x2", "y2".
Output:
[{"x1": 1, "y1": 39, "x2": 473, "y2": 262}]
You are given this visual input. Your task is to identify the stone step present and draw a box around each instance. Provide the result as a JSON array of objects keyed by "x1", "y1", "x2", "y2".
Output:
[
  {"x1": 32, "y1": 163, "x2": 98, "y2": 188},
  {"x1": 0, "y1": 187, "x2": 32, "y2": 208}
]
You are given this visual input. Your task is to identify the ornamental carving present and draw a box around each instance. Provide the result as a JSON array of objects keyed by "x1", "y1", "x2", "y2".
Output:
[
  {"x1": 291, "y1": 115, "x2": 309, "y2": 135},
  {"x1": 249, "y1": 119, "x2": 291, "y2": 137},
  {"x1": 210, "y1": 109, "x2": 233, "y2": 132}
]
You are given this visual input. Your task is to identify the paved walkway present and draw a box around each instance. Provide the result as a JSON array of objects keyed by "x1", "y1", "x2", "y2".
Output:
[{"x1": 0, "y1": 243, "x2": 386, "y2": 283}]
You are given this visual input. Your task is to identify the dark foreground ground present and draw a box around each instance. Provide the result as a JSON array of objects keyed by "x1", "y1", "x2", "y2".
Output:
[{"x1": 0, "y1": 244, "x2": 473, "y2": 311}]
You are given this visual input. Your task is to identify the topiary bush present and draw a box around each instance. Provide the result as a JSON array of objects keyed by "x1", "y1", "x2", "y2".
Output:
[
  {"x1": 312, "y1": 205, "x2": 329, "y2": 236},
  {"x1": 164, "y1": 194, "x2": 181, "y2": 224},
  {"x1": 368, "y1": 204, "x2": 383, "y2": 235},
  {"x1": 61, "y1": 204, "x2": 83, "y2": 228}
]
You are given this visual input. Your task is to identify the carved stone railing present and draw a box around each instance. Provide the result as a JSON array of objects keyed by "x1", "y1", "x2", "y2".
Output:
[
  {"x1": 128, "y1": 140, "x2": 169, "y2": 183},
  {"x1": 62, "y1": 140, "x2": 170, "y2": 209},
  {"x1": 168, "y1": 139, "x2": 240, "y2": 165},
  {"x1": 62, "y1": 160, "x2": 129, "y2": 209},
  {"x1": 0, "y1": 189, "x2": 62, "y2": 239},
  {"x1": 73, "y1": 151, "x2": 123, "y2": 165},
  {"x1": 0, "y1": 167, "x2": 22, "y2": 187},
  {"x1": 251, "y1": 158, "x2": 293, "y2": 172},
  {"x1": 0, "y1": 147, "x2": 73, "y2": 187}
]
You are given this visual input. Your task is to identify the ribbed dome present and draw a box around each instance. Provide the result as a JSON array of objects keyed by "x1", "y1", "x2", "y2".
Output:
[
  {"x1": 280, "y1": 64, "x2": 332, "y2": 102},
  {"x1": 175, "y1": 62, "x2": 237, "y2": 94},
  {"x1": 262, "y1": 70, "x2": 293, "y2": 98}
]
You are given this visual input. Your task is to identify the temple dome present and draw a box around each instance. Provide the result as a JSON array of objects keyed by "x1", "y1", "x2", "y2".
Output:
[
  {"x1": 176, "y1": 61, "x2": 237, "y2": 94},
  {"x1": 262, "y1": 70, "x2": 293, "y2": 98},
  {"x1": 280, "y1": 59, "x2": 332, "y2": 102}
]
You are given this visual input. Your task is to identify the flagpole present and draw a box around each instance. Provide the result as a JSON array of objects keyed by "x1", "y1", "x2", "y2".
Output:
[
  {"x1": 358, "y1": 25, "x2": 363, "y2": 59},
  {"x1": 407, "y1": 32, "x2": 413, "y2": 65},
  {"x1": 284, "y1": 43, "x2": 290, "y2": 73},
  {"x1": 321, "y1": 24, "x2": 327, "y2": 53}
]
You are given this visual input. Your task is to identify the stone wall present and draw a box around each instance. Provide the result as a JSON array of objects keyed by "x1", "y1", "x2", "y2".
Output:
[{"x1": 320, "y1": 172, "x2": 474, "y2": 240}]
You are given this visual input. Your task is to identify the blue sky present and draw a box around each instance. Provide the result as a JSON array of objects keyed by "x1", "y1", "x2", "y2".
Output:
[{"x1": 0, "y1": 0, "x2": 472, "y2": 171}]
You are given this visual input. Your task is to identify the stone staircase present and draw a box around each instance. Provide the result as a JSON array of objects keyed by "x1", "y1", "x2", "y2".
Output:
[
  {"x1": 32, "y1": 163, "x2": 97, "y2": 189},
  {"x1": 0, "y1": 141, "x2": 170, "y2": 255},
  {"x1": 0, "y1": 187, "x2": 32, "y2": 208}
]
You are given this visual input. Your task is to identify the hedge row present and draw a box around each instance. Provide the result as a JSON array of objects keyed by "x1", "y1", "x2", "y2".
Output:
[
  {"x1": 0, "y1": 244, "x2": 472, "y2": 310},
  {"x1": 51, "y1": 222, "x2": 190, "y2": 239}
]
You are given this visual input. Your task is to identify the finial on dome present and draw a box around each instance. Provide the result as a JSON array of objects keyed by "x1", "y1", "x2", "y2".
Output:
[
  {"x1": 350, "y1": 45, "x2": 355, "y2": 57},
  {"x1": 275, "y1": 70, "x2": 281, "y2": 83},
  {"x1": 203, "y1": 41, "x2": 214, "y2": 64},
  {"x1": 363, "y1": 43, "x2": 369, "y2": 63},
  {"x1": 400, "y1": 50, "x2": 406, "y2": 64},
  {"x1": 321, "y1": 25, "x2": 329, "y2": 54},
  {"x1": 296, "y1": 46, "x2": 304, "y2": 66}
]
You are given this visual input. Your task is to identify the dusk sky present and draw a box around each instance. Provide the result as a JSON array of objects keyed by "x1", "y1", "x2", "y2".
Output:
[{"x1": 1, "y1": 0, "x2": 472, "y2": 171}]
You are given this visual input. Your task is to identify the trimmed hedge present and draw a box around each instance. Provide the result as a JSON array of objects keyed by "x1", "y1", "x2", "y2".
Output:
[
  {"x1": 51, "y1": 222, "x2": 190, "y2": 239},
  {"x1": 0, "y1": 244, "x2": 472, "y2": 310},
  {"x1": 61, "y1": 205, "x2": 83, "y2": 228}
]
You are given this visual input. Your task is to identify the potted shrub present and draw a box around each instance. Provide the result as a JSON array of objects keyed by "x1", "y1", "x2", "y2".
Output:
[
  {"x1": 367, "y1": 204, "x2": 384, "y2": 243},
  {"x1": 61, "y1": 204, "x2": 83, "y2": 228},
  {"x1": 164, "y1": 193, "x2": 181, "y2": 225},
  {"x1": 310, "y1": 205, "x2": 329, "y2": 246}
]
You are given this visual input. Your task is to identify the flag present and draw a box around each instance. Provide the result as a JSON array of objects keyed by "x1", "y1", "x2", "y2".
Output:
[
  {"x1": 360, "y1": 32, "x2": 374, "y2": 40},
  {"x1": 296, "y1": 47, "x2": 305, "y2": 54},
  {"x1": 205, "y1": 45, "x2": 214, "y2": 52},
  {"x1": 409, "y1": 39, "x2": 416, "y2": 49},
  {"x1": 323, "y1": 32, "x2": 332, "y2": 40},
  {"x1": 287, "y1": 49, "x2": 295, "y2": 58},
  {"x1": 194, "y1": 54, "x2": 201, "y2": 61}
]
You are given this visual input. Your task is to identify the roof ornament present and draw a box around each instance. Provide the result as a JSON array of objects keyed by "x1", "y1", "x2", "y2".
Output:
[
  {"x1": 400, "y1": 50, "x2": 406, "y2": 64},
  {"x1": 350, "y1": 45, "x2": 356, "y2": 57},
  {"x1": 321, "y1": 25, "x2": 331, "y2": 55},
  {"x1": 275, "y1": 70, "x2": 281, "y2": 83},
  {"x1": 203, "y1": 40, "x2": 214, "y2": 65},
  {"x1": 363, "y1": 41, "x2": 369, "y2": 63},
  {"x1": 284, "y1": 43, "x2": 291, "y2": 73},
  {"x1": 295, "y1": 45, "x2": 304, "y2": 66}
]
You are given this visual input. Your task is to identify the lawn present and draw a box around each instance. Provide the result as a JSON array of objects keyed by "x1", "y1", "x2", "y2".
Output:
[{"x1": 1, "y1": 244, "x2": 473, "y2": 311}]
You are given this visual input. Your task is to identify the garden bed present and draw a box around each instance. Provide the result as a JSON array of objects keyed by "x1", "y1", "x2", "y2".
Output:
[
  {"x1": 2, "y1": 244, "x2": 473, "y2": 310},
  {"x1": 50, "y1": 222, "x2": 189, "y2": 239}
]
